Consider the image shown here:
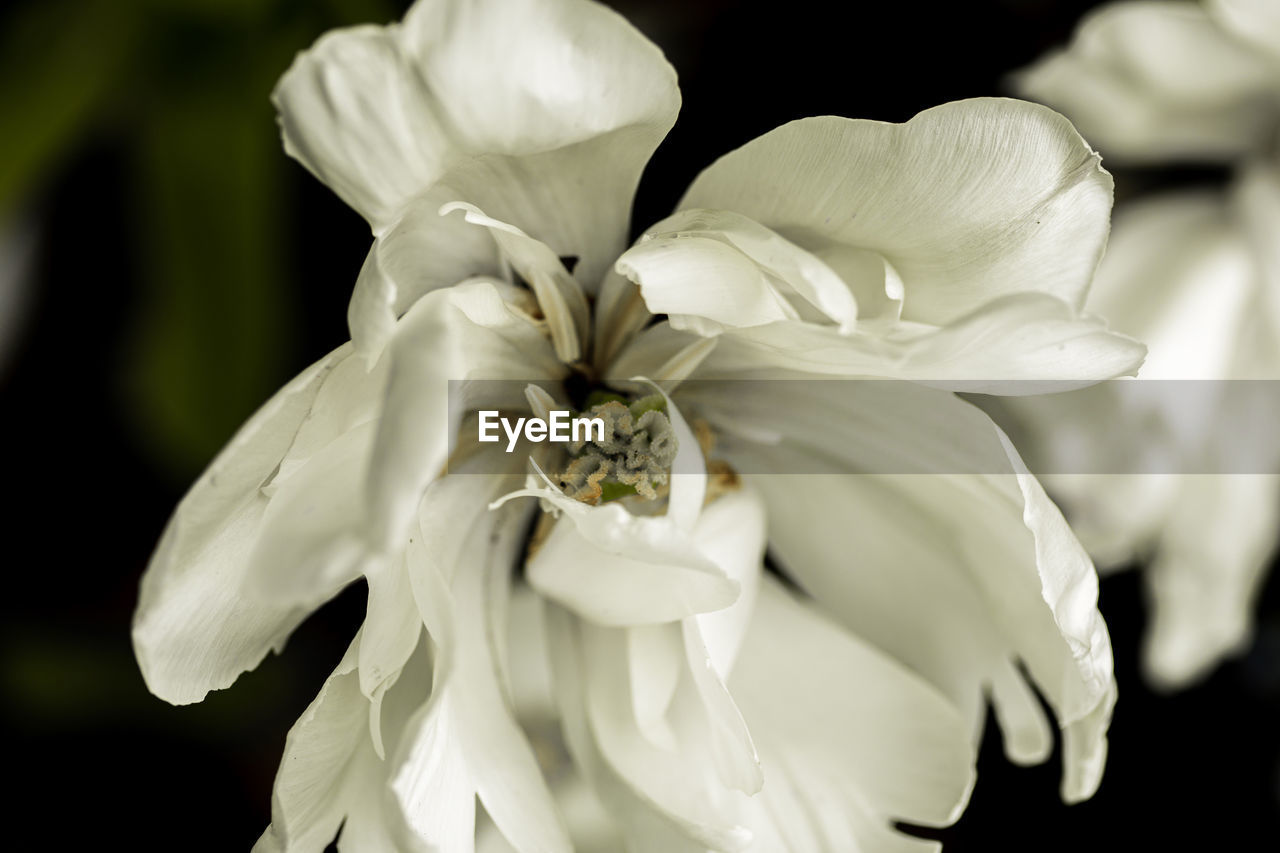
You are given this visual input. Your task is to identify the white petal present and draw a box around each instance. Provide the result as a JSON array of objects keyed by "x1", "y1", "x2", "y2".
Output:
[
  {"x1": 1210, "y1": 0, "x2": 1280, "y2": 60},
  {"x1": 647, "y1": 381, "x2": 707, "y2": 531},
  {"x1": 401, "y1": 456, "x2": 572, "y2": 853},
  {"x1": 1015, "y1": 2, "x2": 1279, "y2": 162},
  {"x1": 1084, "y1": 189, "x2": 1255, "y2": 380},
  {"x1": 275, "y1": 0, "x2": 679, "y2": 287},
  {"x1": 246, "y1": 421, "x2": 375, "y2": 608},
  {"x1": 133, "y1": 345, "x2": 353, "y2": 705},
  {"x1": 545, "y1": 607, "x2": 723, "y2": 853},
  {"x1": 673, "y1": 617, "x2": 763, "y2": 794},
  {"x1": 811, "y1": 243, "x2": 904, "y2": 332},
  {"x1": 730, "y1": 578, "x2": 976, "y2": 845},
  {"x1": 441, "y1": 202, "x2": 590, "y2": 363},
  {"x1": 1143, "y1": 475, "x2": 1280, "y2": 688},
  {"x1": 603, "y1": 322, "x2": 711, "y2": 384},
  {"x1": 540, "y1": 487, "x2": 768, "y2": 841},
  {"x1": 527, "y1": 516, "x2": 740, "y2": 626},
  {"x1": 260, "y1": 635, "x2": 436, "y2": 853},
  {"x1": 518, "y1": 393, "x2": 728, "y2": 626},
  {"x1": 620, "y1": 209, "x2": 859, "y2": 334},
  {"x1": 691, "y1": 489, "x2": 766, "y2": 679},
  {"x1": 273, "y1": 24, "x2": 446, "y2": 228},
  {"x1": 722, "y1": 384, "x2": 1115, "y2": 802},
  {"x1": 387, "y1": 681, "x2": 478, "y2": 853},
  {"x1": 551, "y1": 611, "x2": 756, "y2": 851},
  {"x1": 256, "y1": 641, "x2": 364, "y2": 853},
  {"x1": 592, "y1": 270, "x2": 653, "y2": 370},
  {"x1": 689, "y1": 293, "x2": 1144, "y2": 391},
  {"x1": 1231, "y1": 162, "x2": 1280, "y2": 362},
  {"x1": 494, "y1": 470, "x2": 719, "y2": 579},
  {"x1": 620, "y1": 232, "x2": 800, "y2": 336},
  {"x1": 360, "y1": 552, "x2": 424, "y2": 758},
  {"x1": 346, "y1": 637, "x2": 436, "y2": 853},
  {"x1": 365, "y1": 278, "x2": 563, "y2": 557},
  {"x1": 605, "y1": 326, "x2": 718, "y2": 390},
  {"x1": 678, "y1": 99, "x2": 1113, "y2": 325},
  {"x1": 349, "y1": 188, "x2": 505, "y2": 359}
]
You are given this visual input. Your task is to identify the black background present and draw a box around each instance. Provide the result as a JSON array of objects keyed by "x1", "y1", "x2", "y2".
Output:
[{"x1": 3, "y1": 0, "x2": 1278, "y2": 849}]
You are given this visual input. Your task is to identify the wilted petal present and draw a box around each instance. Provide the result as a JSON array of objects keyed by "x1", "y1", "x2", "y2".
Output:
[
  {"x1": 731, "y1": 578, "x2": 976, "y2": 848},
  {"x1": 387, "y1": 679, "x2": 477, "y2": 853},
  {"x1": 133, "y1": 345, "x2": 355, "y2": 705},
  {"x1": 365, "y1": 278, "x2": 564, "y2": 557},
  {"x1": 678, "y1": 99, "x2": 1113, "y2": 325},
  {"x1": 273, "y1": 24, "x2": 446, "y2": 228},
  {"x1": 547, "y1": 609, "x2": 755, "y2": 852},
  {"x1": 360, "y1": 552, "x2": 423, "y2": 758},
  {"x1": 255, "y1": 641, "x2": 364, "y2": 853},
  {"x1": 275, "y1": 0, "x2": 679, "y2": 294},
  {"x1": 1015, "y1": 2, "x2": 1279, "y2": 162},
  {"x1": 397, "y1": 452, "x2": 572, "y2": 853},
  {"x1": 258, "y1": 634, "x2": 435, "y2": 853},
  {"x1": 246, "y1": 422, "x2": 375, "y2": 608},
  {"x1": 721, "y1": 384, "x2": 1115, "y2": 801},
  {"x1": 534, "y1": 491, "x2": 765, "y2": 849}
]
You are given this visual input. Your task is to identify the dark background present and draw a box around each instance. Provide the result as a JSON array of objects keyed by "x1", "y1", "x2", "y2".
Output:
[{"x1": 2, "y1": 0, "x2": 1277, "y2": 848}]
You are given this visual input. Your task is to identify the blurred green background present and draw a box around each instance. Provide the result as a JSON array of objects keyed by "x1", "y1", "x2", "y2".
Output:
[{"x1": 1, "y1": 0, "x2": 1277, "y2": 849}]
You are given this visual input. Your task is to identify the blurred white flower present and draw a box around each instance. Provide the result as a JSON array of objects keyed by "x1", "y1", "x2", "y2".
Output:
[
  {"x1": 133, "y1": 0, "x2": 1142, "y2": 849},
  {"x1": 1015, "y1": 0, "x2": 1280, "y2": 164},
  {"x1": 1014, "y1": 0, "x2": 1280, "y2": 688}
]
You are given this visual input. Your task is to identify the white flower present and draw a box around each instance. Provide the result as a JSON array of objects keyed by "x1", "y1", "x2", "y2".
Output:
[
  {"x1": 133, "y1": 0, "x2": 1142, "y2": 848},
  {"x1": 1014, "y1": 0, "x2": 1280, "y2": 164},
  {"x1": 1013, "y1": 0, "x2": 1280, "y2": 689}
]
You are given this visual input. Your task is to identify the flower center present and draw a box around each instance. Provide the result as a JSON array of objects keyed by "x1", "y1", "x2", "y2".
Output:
[{"x1": 555, "y1": 392, "x2": 676, "y2": 504}]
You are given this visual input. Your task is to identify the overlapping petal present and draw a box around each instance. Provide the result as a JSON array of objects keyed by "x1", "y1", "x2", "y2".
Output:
[
  {"x1": 681, "y1": 292, "x2": 1143, "y2": 391},
  {"x1": 399, "y1": 446, "x2": 572, "y2": 853},
  {"x1": 133, "y1": 345, "x2": 360, "y2": 704},
  {"x1": 274, "y1": 0, "x2": 680, "y2": 353},
  {"x1": 364, "y1": 278, "x2": 564, "y2": 557},
  {"x1": 256, "y1": 634, "x2": 436, "y2": 853},
  {"x1": 678, "y1": 98, "x2": 1114, "y2": 326},
  {"x1": 618, "y1": 209, "x2": 858, "y2": 335},
  {"x1": 731, "y1": 578, "x2": 976, "y2": 851},
  {"x1": 701, "y1": 382, "x2": 1115, "y2": 802}
]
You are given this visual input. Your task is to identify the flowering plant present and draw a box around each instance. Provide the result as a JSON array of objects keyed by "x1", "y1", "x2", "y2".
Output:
[{"x1": 134, "y1": 0, "x2": 1142, "y2": 848}]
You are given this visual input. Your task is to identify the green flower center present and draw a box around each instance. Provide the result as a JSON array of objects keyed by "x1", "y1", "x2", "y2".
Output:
[{"x1": 556, "y1": 392, "x2": 676, "y2": 504}]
